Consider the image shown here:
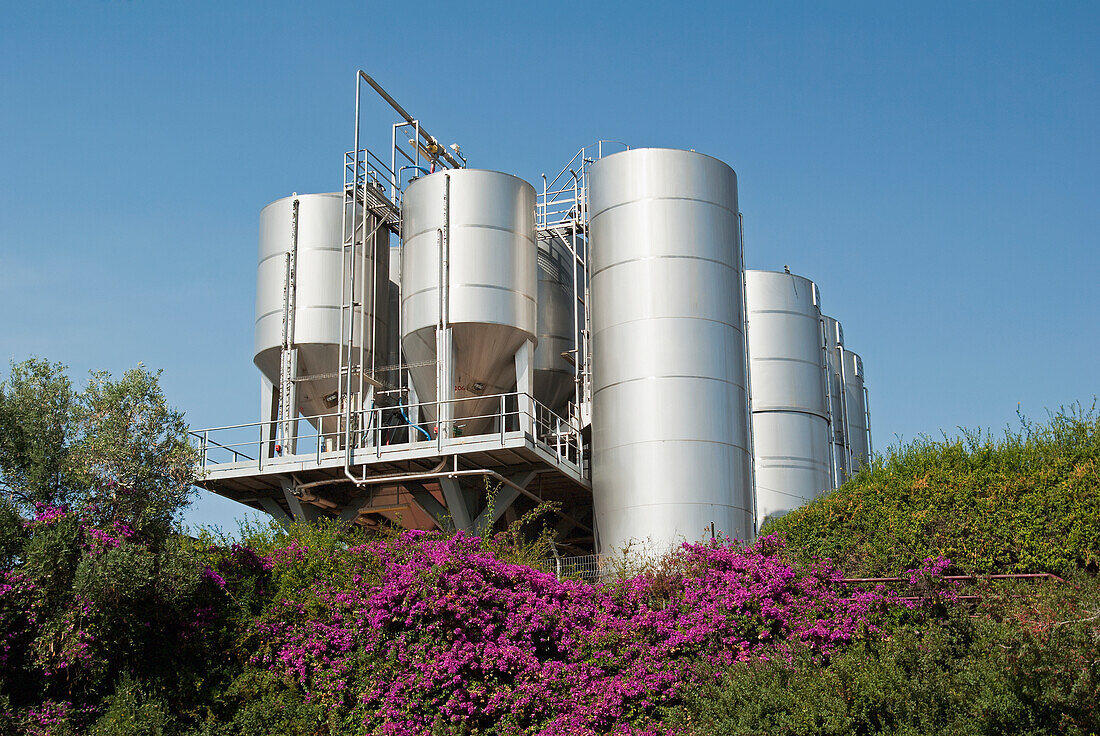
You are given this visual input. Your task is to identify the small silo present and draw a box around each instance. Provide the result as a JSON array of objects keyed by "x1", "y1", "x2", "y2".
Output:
[
  {"x1": 821, "y1": 314, "x2": 850, "y2": 484},
  {"x1": 745, "y1": 270, "x2": 832, "y2": 530},
  {"x1": 841, "y1": 349, "x2": 872, "y2": 472},
  {"x1": 400, "y1": 169, "x2": 538, "y2": 435},
  {"x1": 534, "y1": 234, "x2": 579, "y2": 415},
  {"x1": 589, "y1": 148, "x2": 753, "y2": 555},
  {"x1": 254, "y1": 192, "x2": 389, "y2": 425}
]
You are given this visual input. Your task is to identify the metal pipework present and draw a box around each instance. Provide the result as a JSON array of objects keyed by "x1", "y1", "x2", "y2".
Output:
[
  {"x1": 293, "y1": 459, "x2": 592, "y2": 534},
  {"x1": 357, "y1": 70, "x2": 463, "y2": 170}
]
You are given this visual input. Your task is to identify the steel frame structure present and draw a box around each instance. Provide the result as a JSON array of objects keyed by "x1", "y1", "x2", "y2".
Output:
[{"x1": 194, "y1": 73, "x2": 623, "y2": 552}]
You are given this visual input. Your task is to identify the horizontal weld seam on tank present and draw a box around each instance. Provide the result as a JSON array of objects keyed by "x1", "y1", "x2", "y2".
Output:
[
  {"x1": 748, "y1": 357, "x2": 823, "y2": 368},
  {"x1": 402, "y1": 318, "x2": 537, "y2": 334},
  {"x1": 747, "y1": 309, "x2": 821, "y2": 318},
  {"x1": 753, "y1": 410, "x2": 831, "y2": 422},
  {"x1": 256, "y1": 304, "x2": 346, "y2": 321},
  {"x1": 756, "y1": 458, "x2": 833, "y2": 466},
  {"x1": 592, "y1": 315, "x2": 745, "y2": 335},
  {"x1": 754, "y1": 488, "x2": 822, "y2": 501},
  {"x1": 595, "y1": 502, "x2": 753, "y2": 513},
  {"x1": 590, "y1": 254, "x2": 739, "y2": 279},
  {"x1": 596, "y1": 438, "x2": 750, "y2": 453},
  {"x1": 594, "y1": 374, "x2": 746, "y2": 392},
  {"x1": 257, "y1": 246, "x2": 342, "y2": 265},
  {"x1": 401, "y1": 284, "x2": 538, "y2": 302},
  {"x1": 755, "y1": 482, "x2": 829, "y2": 495},
  {"x1": 403, "y1": 223, "x2": 535, "y2": 240},
  {"x1": 589, "y1": 195, "x2": 740, "y2": 220}
]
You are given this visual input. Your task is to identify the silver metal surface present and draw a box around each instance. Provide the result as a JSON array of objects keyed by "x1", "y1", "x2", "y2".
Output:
[
  {"x1": 255, "y1": 192, "x2": 388, "y2": 423},
  {"x1": 744, "y1": 270, "x2": 832, "y2": 528},
  {"x1": 745, "y1": 271, "x2": 828, "y2": 417},
  {"x1": 534, "y1": 234, "x2": 577, "y2": 414},
  {"x1": 842, "y1": 349, "x2": 871, "y2": 472},
  {"x1": 821, "y1": 314, "x2": 850, "y2": 483},
  {"x1": 589, "y1": 148, "x2": 753, "y2": 554},
  {"x1": 400, "y1": 169, "x2": 538, "y2": 433},
  {"x1": 750, "y1": 411, "x2": 831, "y2": 525}
]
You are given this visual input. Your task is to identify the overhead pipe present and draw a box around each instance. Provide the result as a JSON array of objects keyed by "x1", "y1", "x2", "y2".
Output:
[{"x1": 358, "y1": 70, "x2": 463, "y2": 170}]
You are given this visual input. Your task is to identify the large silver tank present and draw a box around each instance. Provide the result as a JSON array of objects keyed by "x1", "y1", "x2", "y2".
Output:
[
  {"x1": 821, "y1": 314, "x2": 849, "y2": 483},
  {"x1": 254, "y1": 192, "x2": 389, "y2": 422},
  {"x1": 534, "y1": 234, "x2": 577, "y2": 415},
  {"x1": 400, "y1": 170, "x2": 537, "y2": 432},
  {"x1": 841, "y1": 349, "x2": 871, "y2": 472},
  {"x1": 589, "y1": 148, "x2": 753, "y2": 554},
  {"x1": 745, "y1": 270, "x2": 832, "y2": 529}
]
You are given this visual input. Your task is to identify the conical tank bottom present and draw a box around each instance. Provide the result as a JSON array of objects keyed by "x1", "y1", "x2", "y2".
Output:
[{"x1": 403, "y1": 323, "x2": 531, "y2": 436}]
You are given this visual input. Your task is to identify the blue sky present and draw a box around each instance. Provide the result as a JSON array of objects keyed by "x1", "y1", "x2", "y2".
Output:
[{"x1": 1, "y1": 1, "x2": 1096, "y2": 530}]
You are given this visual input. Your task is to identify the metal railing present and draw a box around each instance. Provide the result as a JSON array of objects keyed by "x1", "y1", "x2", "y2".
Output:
[
  {"x1": 190, "y1": 392, "x2": 586, "y2": 476},
  {"x1": 536, "y1": 140, "x2": 628, "y2": 229},
  {"x1": 541, "y1": 554, "x2": 609, "y2": 583}
]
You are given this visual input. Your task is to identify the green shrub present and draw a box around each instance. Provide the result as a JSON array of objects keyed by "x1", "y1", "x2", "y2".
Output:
[
  {"x1": 187, "y1": 670, "x2": 326, "y2": 736},
  {"x1": 89, "y1": 676, "x2": 175, "y2": 736},
  {"x1": 670, "y1": 578, "x2": 1100, "y2": 735},
  {"x1": 768, "y1": 403, "x2": 1100, "y2": 576}
]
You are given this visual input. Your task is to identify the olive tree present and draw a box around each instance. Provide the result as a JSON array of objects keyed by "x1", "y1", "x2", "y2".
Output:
[
  {"x1": 0, "y1": 359, "x2": 197, "y2": 535},
  {"x1": 0, "y1": 358, "x2": 80, "y2": 508}
]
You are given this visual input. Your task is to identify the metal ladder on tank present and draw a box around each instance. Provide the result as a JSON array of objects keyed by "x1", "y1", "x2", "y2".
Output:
[
  {"x1": 820, "y1": 317, "x2": 840, "y2": 489},
  {"x1": 537, "y1": 150, "x2": 596, "y2": 477},
  {"x1": 337, "y1": 70, "x2": 462, "y2": 483},
  {"x1": 278, "y1": 197, "x2": 300, "y2": 456},
  {"x1": 338, "y1": 147, "x2": 399, "y2": 471}
]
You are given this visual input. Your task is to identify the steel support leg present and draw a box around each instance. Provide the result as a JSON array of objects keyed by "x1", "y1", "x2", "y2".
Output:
[
  {"x1": 258, "y1": 497, "x2": 294, "y2": 529},
  {"x1": 280, "y1": 477, "x2": 323, "y2": 523},
  {"x1": 515, "y1": 339, "x2": 535, "y2": 436},
  {"x1": 472, "y1": 470, "x2": 536, "y2": 535},
  {"x1": 440, "y1": 476, "x2": 472, "y2": 531}
]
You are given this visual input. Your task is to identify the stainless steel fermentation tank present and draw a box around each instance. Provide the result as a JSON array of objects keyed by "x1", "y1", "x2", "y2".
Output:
[
  {"x1": 842, "y1": 349, "x2": 871, "y2": 472},
  {"x1": 745, "y1": 270, "x2": 832, "y2": 529},
  {"x1": 254, "y1": 192, "x2": 389, "y2": 426},
  {"x1": 589, "y1": 148, "x2": 753, "y2": 554},
  {"x1": 534, "y1": 234, "x2": 579, "y2": 415},
  {"x1": 400, "y1": 169, "x2": 538, "y2": 435},
  {"x1": 821, "y1": 315, "x2": 850, "y2": 483}
]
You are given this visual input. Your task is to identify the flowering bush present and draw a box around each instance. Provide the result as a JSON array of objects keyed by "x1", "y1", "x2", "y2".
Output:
[
  {"x1": 0, "y1": 499, "x2": 1096, "y2": 735},
  {"x1": 232, "y1": 530, "x2": 912, "y2": 735},
  {"x1": 0, "y1": 501, "x2": 229, "y2": 734}
]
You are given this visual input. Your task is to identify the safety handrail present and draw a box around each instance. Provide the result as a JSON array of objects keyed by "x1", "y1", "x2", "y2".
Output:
[{"x1": 192, "y1": 391, "x2": 586, "y2": 473}]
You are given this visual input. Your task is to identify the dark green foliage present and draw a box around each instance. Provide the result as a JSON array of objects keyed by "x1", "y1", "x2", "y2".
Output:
[
  {"x1": 670, "y1": 579, "x2": 1100, "y2": 735},
  {"x1": 88, "y1": 676, "x2": 176, "y2": 736},
  {"x1": 75, "y1": 367, "x2": 196, "y2": 537},
  {"x1": 189, "y1": 670, "x2": 327, "y2": 736},
  {"x1": 2, "y1": 360, "x2": 1098, "y2": 735},
  {"x1": 0, "y1": 358, "x2": 197, "y2": 538},
  {"x1": 767, "y1": 403, "x2": 1100, "y2": 577},
  {"x1": 0, "y1": 497, "x2": 27, "y2": 570},
  {"x1": 0, "y1": 358, "x2": 80, "y2": 507}
]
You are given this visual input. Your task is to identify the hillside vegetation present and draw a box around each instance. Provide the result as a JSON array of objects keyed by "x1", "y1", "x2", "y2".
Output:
[
  {"x1": 0, "y1": 358, "x2": 1097, "y2": 735},
  {"x1": 768, "y1": 404, "x2": 1100, "y2": 577}
]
